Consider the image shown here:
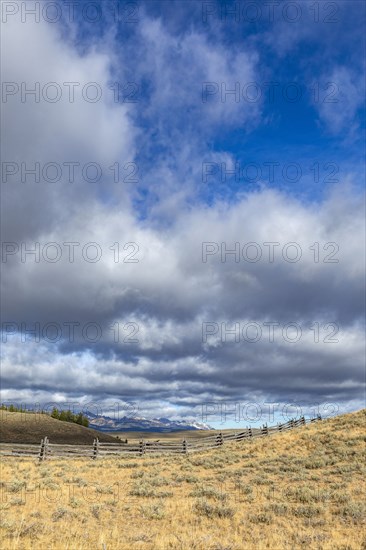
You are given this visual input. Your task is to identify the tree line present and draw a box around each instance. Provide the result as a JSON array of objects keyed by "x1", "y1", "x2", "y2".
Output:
[{"x1": 50, "y1": 408, "x2": 89, "y2": 427}]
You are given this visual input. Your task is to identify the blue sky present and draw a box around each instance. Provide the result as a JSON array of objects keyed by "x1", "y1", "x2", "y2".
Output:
[
  {"x1": 1, "y1": 0, "x2": 365, "y2": 428},
  {"x1": 65, "y1": 0, "x2": 365, "y2": 206}
]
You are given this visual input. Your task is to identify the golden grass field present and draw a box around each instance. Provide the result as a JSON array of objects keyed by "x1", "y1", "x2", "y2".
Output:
[
  {"x1": 0, "y1": 409, "x2": 365, "y2": 550},
  {"x1": 106, "y1": 430, "x2": 220, "y2": 441}
]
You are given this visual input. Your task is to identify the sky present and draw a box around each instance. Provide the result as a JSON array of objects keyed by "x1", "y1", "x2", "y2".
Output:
[{"x1": 1, "y1": 0, "x2": 365, "y2": 428}]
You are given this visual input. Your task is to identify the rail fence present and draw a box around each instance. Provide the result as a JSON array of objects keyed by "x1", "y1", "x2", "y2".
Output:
[{"x1": 0, "y1": 415, "x2": 322, "y2": 461}]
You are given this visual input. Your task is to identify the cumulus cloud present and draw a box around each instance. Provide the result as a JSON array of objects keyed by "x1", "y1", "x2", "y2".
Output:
[
  {"x1": 1, "y1": 14, "x2": 137, "y2": 242},
  {"x1": 2, "y1": 184, "x2": 364, "y2": 417}
]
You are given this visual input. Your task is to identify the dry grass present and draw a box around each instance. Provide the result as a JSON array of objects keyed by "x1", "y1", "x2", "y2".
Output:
[
  {"x1": 0, "y1": 409, "x2": 365, "y2": 549},
  {"x1": 105, "y1": 429, "x2": 219, "y2": 441},
  {"x1": 0, "y1": 411, "x2": 120, "y2": 444}
]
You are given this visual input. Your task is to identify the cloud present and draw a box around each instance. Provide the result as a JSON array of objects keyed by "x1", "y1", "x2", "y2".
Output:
[
  {"x1": 1, "y1": 4, "x2": 364, "y2": 421},
  {"x1": 314, "y1": 66, "x2": 365, "y2": 136},
  {"x1": 1, "y1": 15, "x2": 137, "y2": 242},
  {"x1": 136, "y1": 17, "x2": 260, "y2": 128},
  {"x1": 2, "y1": 185, "x2": 364, "y2": 416}
]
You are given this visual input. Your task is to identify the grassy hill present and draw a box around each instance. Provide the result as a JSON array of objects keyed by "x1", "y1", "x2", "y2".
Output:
[
  {"x1": 0, "y1": 409, "x2": 365, "y2": 549},
  {"x1": 0, "y1": 411, "x2": 120, "y2": 444}
]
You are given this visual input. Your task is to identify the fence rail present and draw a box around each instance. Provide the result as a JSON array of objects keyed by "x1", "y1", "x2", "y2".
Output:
[{"x1": 0, "y1": 415, "x2": 321, "y2": 460}]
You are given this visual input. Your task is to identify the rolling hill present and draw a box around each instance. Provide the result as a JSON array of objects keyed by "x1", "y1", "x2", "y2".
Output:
[{"x1": 0, "y1": 411, "x2": 120, "y2": 444}]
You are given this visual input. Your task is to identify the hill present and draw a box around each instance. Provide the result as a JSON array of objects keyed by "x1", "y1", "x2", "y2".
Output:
[{"x1": 0, "y1": 411, "x2": 120, "y2": 444}]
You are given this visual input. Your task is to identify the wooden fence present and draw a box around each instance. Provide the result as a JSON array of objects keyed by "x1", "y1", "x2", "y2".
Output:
[{"x1": 0, "y1": 415, "x2": 322, "y2": 461}]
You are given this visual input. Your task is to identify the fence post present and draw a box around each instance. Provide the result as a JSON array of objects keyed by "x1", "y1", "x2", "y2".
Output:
[
  {"x1": 261, "y1": 424, "x2": 269, "y2": 436},
  {"x1": 317, "y1": 414, "x2": 322, "y2": 421},
  {"x1": 301, "y1": 416, "x2": 306, "y2": 426},
  {"x1": 38, "y1": 436, "x2": 49, "y2": 461},
  {"x1": 216, "y1": 432, "x2": 223, "y2": 446},
  {"x1": 248, "y1": 427, "x2": 252, "y2": 439},
  {"x1": 139, "y1": 439, "x2": 145, "y2": 456},
  {"x1": 38, "y1": 438, "x2": 45, "y2": 462},
  {"x1": 92, "y1": 438, "x2": 99, "y2": 460},
  {"x1": 290, "y1": 419, "x2": 295, "y2": 429},
  {"x1": 182, "y1": 439, "x2": 187, "y2": 454},
  {"x1": 44, "y1": 436, "x2": 49, "y2": 459}
]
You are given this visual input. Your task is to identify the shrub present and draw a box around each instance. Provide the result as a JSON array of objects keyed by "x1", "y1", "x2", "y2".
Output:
[
  {"x1": 117, "y1": 462, "x2": 140, "y2": 469},
  {"x1": 265, "y1": 503, "x2": 288, "y2": 516},
  {"x1": 293, "y1": 505, "x2": 322, "y2": 518},
  {"x1": 338, "y1": 502, "x2": 366, "y2": 523},
  {"x1": 189, "y1": 486, "x2": 228, "y2": 501},
  {"x1": 249, "y1": 512, "x2": 273, "y2": 524},
  {"x1": 128, "y1": 482, "x2": 172, "y2": 498},
  {"x1": 90, "y1": 504, "x2": 101, "y2": 519},
  {"x1": 194, "y1": 499, "x2": 235, "y2": 519},
  {"x1": 139, "y1": 502, "x2": 166, "y2": 520},
  {"x1": 52, "y1": 507, "x2": 68, "y2": 521}
]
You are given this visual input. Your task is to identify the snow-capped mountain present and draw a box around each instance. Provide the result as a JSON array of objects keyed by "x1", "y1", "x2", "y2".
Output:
[{"x1": 85, "y1": 412, "x2": 212, "y2": 432}]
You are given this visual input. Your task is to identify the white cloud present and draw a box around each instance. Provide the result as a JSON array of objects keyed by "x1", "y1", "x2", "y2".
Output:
[
  {"x1": 315, "y1": 66, "x2": 364, "y2": 136},
  {"x1": 1, "y1": 15, "x2": 137, "y2": 242},
  {"x1": 132, "y1": 16, "x2": 261, "y2": 129}
]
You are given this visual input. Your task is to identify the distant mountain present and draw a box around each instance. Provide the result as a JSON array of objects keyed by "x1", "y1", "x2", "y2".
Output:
[{"x1": 85, "y1": 412, "x2": 213, "y2": 432}]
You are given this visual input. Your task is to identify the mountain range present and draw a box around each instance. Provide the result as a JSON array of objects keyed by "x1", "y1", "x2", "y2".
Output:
[{"x1": 85, "y1": 412, "x2": 213, "y2": 432}]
